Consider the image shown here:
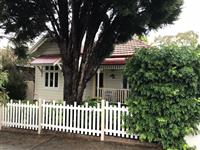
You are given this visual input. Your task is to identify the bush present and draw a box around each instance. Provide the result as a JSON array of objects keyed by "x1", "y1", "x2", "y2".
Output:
[
  {"x1": 124, "y1": 46, "x2": 200, "y2": 150},
  {"x1": 5, "y1": 69, "x2": 27, "y2": 100},
  {"x1": 1, "y1": 48, "x2": 27, "y2": 100},
  {"x1": 83, "y1": 97, "x2": 101, "y2": 107},
  {"x1": 0, "y1": 71, "x2": 9, "y2": 104}
]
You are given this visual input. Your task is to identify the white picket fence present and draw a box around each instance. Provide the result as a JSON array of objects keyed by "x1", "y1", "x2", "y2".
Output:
[
  {"x1": 0, "y1": 100, "x2": 138, "y2": 140},
  {"x1": 1, "y1": 101, "x2": 39, "y2": 130}
]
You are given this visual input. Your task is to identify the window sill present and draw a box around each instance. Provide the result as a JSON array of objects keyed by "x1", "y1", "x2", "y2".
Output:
[{"x1": 43, "y1": 87, "x2": 60, "y2": 91}]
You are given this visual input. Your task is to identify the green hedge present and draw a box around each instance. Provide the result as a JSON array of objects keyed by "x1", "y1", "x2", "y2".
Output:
[{"x1": 124, "y1": 46, "x2": 200, "y2": 150}]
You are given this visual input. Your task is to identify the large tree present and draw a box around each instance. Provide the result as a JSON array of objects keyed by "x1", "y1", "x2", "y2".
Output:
[
  {"x1": 0, "y1": 0, "x2": 183, "y2": 104},
  {"x1": 154, "y1": 31, "x2": 199, "y2": 48}
]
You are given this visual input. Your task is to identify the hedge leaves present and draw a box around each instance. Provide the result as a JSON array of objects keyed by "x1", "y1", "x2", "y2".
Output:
[{"x1": 124, "y1": 46, "x2": 200, "y2": 150}]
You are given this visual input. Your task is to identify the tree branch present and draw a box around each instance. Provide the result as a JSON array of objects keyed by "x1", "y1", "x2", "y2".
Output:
[
  {"x1": 58, "y1": 0, "x2": 69, "y2": 40},
  {"x1": 39, "y1": 0, "x2": 60, "y2": 40}
]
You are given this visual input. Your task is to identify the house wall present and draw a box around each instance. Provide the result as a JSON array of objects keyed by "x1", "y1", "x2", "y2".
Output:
[
  {"x1": 34, "y1": 66, "x2": 97, "y2": 101},
  {"x1": 34, "y1": 67, "x2": 64, "y2": 101},
  {"x1": 83, "y1": 77, "x2": 96, "y2": 100},
  {"x1": 103, "y1": 69, "x2": 123, "y2": 89},
  {"x1": 25, "y1": 81, "x2": 34, "y2": 100},
  {"x1": 33, "y1": 40, "x2": 63, "y2": 101},
  {"x1": 34, "y1": 66, "x2": 124, "y2": 101},
  {"x1": 33, "y1": 40, "x2": 60, "y2": 56}
]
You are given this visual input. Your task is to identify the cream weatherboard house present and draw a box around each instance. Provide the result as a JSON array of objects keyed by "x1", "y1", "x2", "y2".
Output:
[{"x1": 30, "y1": 38, "x2": 147, "y2": 103}]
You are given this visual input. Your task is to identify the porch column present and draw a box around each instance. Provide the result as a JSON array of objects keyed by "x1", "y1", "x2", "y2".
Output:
[
  {"x1": 0, "y1": 104, "x2": 3, "y2": 130},
  {"x1": 97, "y1": 69, "x2": 101, "y2": 97}
]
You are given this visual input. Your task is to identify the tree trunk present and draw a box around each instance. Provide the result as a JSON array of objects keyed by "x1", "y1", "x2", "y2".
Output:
[
  {"x1": 59, "y1": 36, "x2": 85, "y2": 104},
  {"x1": 76, "y1": 69, "x2": 87, "y2": 104},
  {"x1": 63, "y1": 65, "x2": 76, "y2": 104},
  {"x1": 76, "y1": 82, "x2": 86, "y2": 104},
  {"x1": 58, "y1": 40, "x2": 77, "y2": 104},
  {"x1": 63, "y1": 62, "x2": 88, "y2": 105}
]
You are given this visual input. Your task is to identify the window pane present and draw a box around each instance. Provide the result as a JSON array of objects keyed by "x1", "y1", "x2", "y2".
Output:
[
  {"x1": 45, "y1": 66, "x2": 49, "y2": 70},
  {"x1": 50, "y1": 66, "x2": 54, "y2": 70},
  {"x1": 123, "y1": 76, "x2": 128, "y2": 89},
  {"x1": 45, "y1": 72, "x2": 49, "y2": 87},
  {"x1": 54, "y1": 73, "x2": 58, "y2": 87},
  {"x1": 55, "y1": 66, "x2": 58, "y2": 70},
  {"x1": 50, "y1": 72, "x2": 54, "y2": 87}
]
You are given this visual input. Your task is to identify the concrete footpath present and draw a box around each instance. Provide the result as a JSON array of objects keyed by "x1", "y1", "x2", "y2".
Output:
[
  {"x1": 0, "y1": 130, "x2": 161, "y2": 150},
  {"x1": 185, "y1": 134, "x2": 200, "y2": 150}
]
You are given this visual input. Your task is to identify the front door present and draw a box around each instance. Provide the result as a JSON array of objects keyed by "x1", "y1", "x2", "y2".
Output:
[{"x1": 95, "y1": 72, "x2": 104, "y2": 96}]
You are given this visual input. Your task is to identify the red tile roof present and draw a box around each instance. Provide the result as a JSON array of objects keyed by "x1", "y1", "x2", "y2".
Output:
[
  {"x1": 111, "y1": 39, "x2": 148, "y2": 57},
  {"x1": 31, "y1": 39, "x2": 148, "y2": 65},
  {"x1": 104, "y1": 39, "x2": 148, "y2": 64}
]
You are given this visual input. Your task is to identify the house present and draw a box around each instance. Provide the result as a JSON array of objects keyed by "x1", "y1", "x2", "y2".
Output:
[{"x1": 30, "y1": 38, "x2": 148, "y2": 103}]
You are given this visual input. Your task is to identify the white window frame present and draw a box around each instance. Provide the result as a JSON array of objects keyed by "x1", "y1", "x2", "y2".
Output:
[{"x1": 44, "y1": 66, "x2": 59, "y2": 89}]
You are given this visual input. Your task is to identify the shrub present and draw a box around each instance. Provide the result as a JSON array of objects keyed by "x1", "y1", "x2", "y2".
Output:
[
  {"x1": 83, "y1": 97, "x2": 101, "y2": 107},
  {"x1": 124, "y1": 46, "x2": 200, "y2": 150},
  {"x1": 5, "y1": 69, "x2": 27, "y2": 100},
  {"x1": 0, "y1": 71, "x2": 9, "y2": 104},
  {"x1": 1, "y1": 48, "x2": 27, "y2": 100}
]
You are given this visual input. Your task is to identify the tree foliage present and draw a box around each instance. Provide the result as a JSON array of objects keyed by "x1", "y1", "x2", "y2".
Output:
[
  {"x1": 0, "y1": 0, "x2": 183, "y2": 103},
  {"x1": 9, "y1": 38, "x2": 29, "y2": 59},
  {"x1": 5, "y1": 69, "x2": 27, "y2": 100},
  {"x1": 1, "y1": 48, "x2": 27, "y2": 100},
  {"x1": 124, "y1": 46, "x2": 200, "y2": 150},
  {"x1": 154, "y1": 31, "x2": 199, "y2": 48}
]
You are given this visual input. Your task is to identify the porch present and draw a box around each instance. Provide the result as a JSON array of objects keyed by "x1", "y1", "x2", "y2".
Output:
[{"x1": 95, "y1": 65, "x2": 130, "y2": 103}]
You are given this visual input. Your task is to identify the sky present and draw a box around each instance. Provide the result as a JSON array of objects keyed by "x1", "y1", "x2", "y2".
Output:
[
  {"x1": 148, "y1": 0, "x2": 200, "y2": 43},
  {"x1": 0, "y1": 0, "x2": 200, "y2": 48}
]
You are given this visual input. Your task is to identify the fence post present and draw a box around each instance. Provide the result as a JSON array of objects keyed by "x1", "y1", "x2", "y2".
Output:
[
  {"x1": 0, "y1": 104, "x2": 3, "y2": 130},
  {"x1": 101, "y1": 99, "x2": 105, "y2": 141},
  {"x1": 38, "y1": 99, "x2": 42, "y2": 134}
]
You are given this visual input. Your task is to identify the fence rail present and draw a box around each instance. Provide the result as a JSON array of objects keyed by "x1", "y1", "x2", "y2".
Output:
[
  {"x1": 0, "y1": 100, "x2": 138, "y2": 140},
  {"x1": 98, "y1": 88, "x2": 130, "y2": 103}
]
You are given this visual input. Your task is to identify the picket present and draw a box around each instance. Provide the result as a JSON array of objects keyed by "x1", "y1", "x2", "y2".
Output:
[
  {"x1": 97, "y1": 103, "x2": 100, "y2": 136},
  {"x1": 2, "y1": 100, "x2": 38, "y2": 130},
  {"x1": 0, "y1": 99, "x2": 138, "y2": 140}
]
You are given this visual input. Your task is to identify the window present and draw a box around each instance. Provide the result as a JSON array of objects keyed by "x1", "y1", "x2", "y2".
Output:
[
  {"x1": 44, "y1": 66, "x2": 59, "y2": 88},
  {"x1": 122, "y1": 76, "x2": 129, "y2": 89},
  {"x1": 95, "y1": 72, "x2": 104, "y2": 88}
]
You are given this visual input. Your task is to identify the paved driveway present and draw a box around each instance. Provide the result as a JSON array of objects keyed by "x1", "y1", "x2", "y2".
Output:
[{"x1": 0, "y1": 131, "x2": 161, "y2": 150}]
